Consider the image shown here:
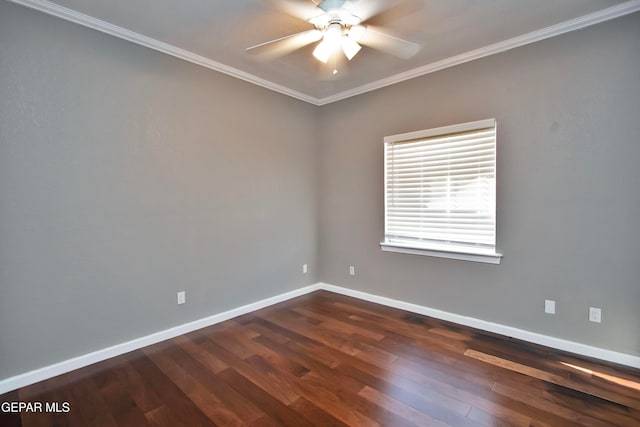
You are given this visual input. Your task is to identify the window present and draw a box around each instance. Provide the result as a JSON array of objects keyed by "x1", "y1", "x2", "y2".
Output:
[{"x1": 381, "y1": 118, "x2": 502, "y2": 264}]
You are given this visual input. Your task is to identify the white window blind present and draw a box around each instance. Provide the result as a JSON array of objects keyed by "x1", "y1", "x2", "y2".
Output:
[{"x1": 382, "y1": 119, "x2": 501, "y2": 263}]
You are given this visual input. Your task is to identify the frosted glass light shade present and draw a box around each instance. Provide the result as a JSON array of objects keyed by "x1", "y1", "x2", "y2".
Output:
[
  {"x1": 341, "y1": 35, "x2": 361, "y2": 60},
  {"x1": 313, "y1": 40, "x2": 332, "y2": 63}
]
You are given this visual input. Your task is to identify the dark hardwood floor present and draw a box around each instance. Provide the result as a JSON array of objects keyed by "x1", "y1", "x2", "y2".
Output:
[{"x1": 2, "y1": 290, "x2": 639, "y2": 426}]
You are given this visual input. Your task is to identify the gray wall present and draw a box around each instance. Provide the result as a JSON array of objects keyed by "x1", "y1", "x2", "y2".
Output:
[
  {"x1": 318, "y1": 13, "x2": 640, "y2": 356},
  {"x1": 0, "y1": 2, "x2": 318, "y2": 379}
]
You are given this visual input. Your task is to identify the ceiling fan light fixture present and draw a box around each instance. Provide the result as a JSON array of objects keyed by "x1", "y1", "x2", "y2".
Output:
[
  {"x1": 313, "y1": 23, "x2": 342, "y2": 63},
  {"x1": 247, "y1": 0, "x2": 421, "y2": 68},
  {"x1": 341, "y1": 35, "x2": 361, "y2": 60},
  {"x1": 312, "y1": 39, "x2": 332, "y2": 63},
  {"x1": 324, "y1": 23, "x2": 342, "y2": 46}
]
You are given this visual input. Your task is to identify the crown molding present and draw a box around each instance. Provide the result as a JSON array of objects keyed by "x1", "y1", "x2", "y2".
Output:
[
  {"x1": 316, "y1": 0, "x2": 640, "y2": 105},
  {"x1": 9, "y1": 0, "x2": 640, "y2": 106},
  {"x1": 8, "y1": 0, "x2": 321, "y2": 105}
]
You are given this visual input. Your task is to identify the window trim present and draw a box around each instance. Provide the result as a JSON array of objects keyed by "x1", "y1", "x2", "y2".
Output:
[
  {"x1": 380, "y1": 241, "x2": 502, "y2": 264},
  {"x1": 380, "y1": 118, "x2": 502, "y2": 264}
]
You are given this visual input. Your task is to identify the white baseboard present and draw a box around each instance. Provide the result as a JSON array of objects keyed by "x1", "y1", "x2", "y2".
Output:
[
  {"x1": 317, "y1": 282, "x2": 640, "y2": 370},
  {"x1": 2, "y1": 281, "x2": 638, "y2": 394},
  {"x1": 0, "y1": 284, "x2": 321, "y2": 394}
]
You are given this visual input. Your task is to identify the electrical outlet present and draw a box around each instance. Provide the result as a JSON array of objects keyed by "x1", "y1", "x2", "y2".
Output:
[
  {"x1": 544, "y1": 300, "x2": 555, "y2": 314},
  {"x1": 589, "y1": 307, "x2": 601, "y2": 323},
  {"x1": 303, "y1": 264, "x2": 308, "y2": 274},
  {"x1": 349, "y1": 266, "x2": 355, "y2": 276},
  {"x1": 177, "y1": 291, "x2": 186, "y2": 305}
]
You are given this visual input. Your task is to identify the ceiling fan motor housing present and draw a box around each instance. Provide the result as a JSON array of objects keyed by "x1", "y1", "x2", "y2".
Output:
[
  {"x1": 310, "y1": 1, "x2": 365, "y2": 63},
  {"x1": 311, "y1": 0, "x2": 361, "y2": 30}
]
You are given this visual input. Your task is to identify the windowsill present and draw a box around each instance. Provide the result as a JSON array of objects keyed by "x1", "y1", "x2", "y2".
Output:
[{"x1": 380, "y1": 241, "x2": 503, "y2": 264}]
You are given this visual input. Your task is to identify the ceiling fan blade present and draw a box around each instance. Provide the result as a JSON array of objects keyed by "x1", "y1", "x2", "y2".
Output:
[
  {"x1": 338, "y1": 0, "x2": 419, "y2": 24},
  {"x1": 264, "y1": 0, "x2": 319, "y2": 21},
  {"x1": 354, "y1": 25, "x2": 420, "y2": 59},
  {"x1": 360, "y1": 0, "x2": 423, "y2": 27},
  {"x1": 246, "y1": 30, "x2": 322, "y2": 59}
]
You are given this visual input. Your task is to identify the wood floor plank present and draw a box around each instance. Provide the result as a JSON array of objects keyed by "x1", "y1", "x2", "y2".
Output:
[
  {"x1": 296, "y1": 371, "x2": 389, "y2": 427},
  {"x1": 103, "y1": 356, "x2": 165, "y2": 415},
  {"x1": 208, "y1": 322, "x2": 312, "y2": 378},
  {"x1": 491, "y1": 381, "x2": 618, "y2": 427},
  {"x1": 217, "y1": 368, "x2": 313, "y2": 427},
  {"x1": 332, "y1": 361, "x2": 475, "y2": 421},
  {"x1": 143, "y1": 345, "x2": 248, "y2": 427},
  {"x1": 358, "y1": 385, "x2": 451, "y2": 427},
  {"x1": 160, "y1": 341, "x2": 267, "y2": 424},
  {"x1": 243, "y1": 348, "x2": 405, "y2": 427},
  {"x1": 259, "y1": 309, "x2": 363, "y2": 356},
  {"x1": 466, "y1": 406, "x2": 530, "y2": 427},
  {"x1": 123, "y1": 351, "x2": 215, "y2": 427},
  {"x1": 204, "y1": 339, "x2": 302, "y2": 406},
  {"x1": 66, "y1": 375, "x2": 120, "y2": 427},
  {"x1": 541, "y1": 385, "x2": 640, "y2": 427},
  {"x1": 350, "y1": 335, "x2": 400, "y2": 366},
  {"x1": 251, "y1": 332, "x2": 342, "y2": 380},
  {"x1": 0, "y1": 391, "x2": 22, "y2": 427},
  {"x1": 91, "y1": 360, "x2": 152, "y2": 427},
  {"x1": 18, "y1": 398, "x2": 60, "y2": 427},
  {"x1": 247, "y1": 317, "x2": 343, "y2": 369},
  {"x1": 178, "y1": 334, "x2": 231, "y2": 374},
  {"x1": 2, "y1": 290, "x2": 639, "y2": 426},
  {"x1": 466, "y1": 348, "x2": 640, "y2": 410},
  {"x1": 255, "y1": 330, "x2": 471, "y2": 427},
  {"x1": 290, "y1": 306, "x2": 386, "y2": 341},
  {"x1": 144, "y1": 404, "x2": 213, "y2": 427},
  {"x1": 174, "y1": 332, "x2": 236, "y2": 372},
  {"x1": 289, "y1": 396, "x2": 351, "y2": 427}
]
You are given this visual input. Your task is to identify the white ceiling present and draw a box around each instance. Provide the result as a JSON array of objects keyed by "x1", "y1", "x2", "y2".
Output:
[{"x1": 11, "y1": 0, "x2": 640, "y2": 104}]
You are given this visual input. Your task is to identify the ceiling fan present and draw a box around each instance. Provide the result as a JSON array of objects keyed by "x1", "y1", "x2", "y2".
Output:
[{"x1": 246, "y1": 0, "x2": 421, "y2": 68}]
